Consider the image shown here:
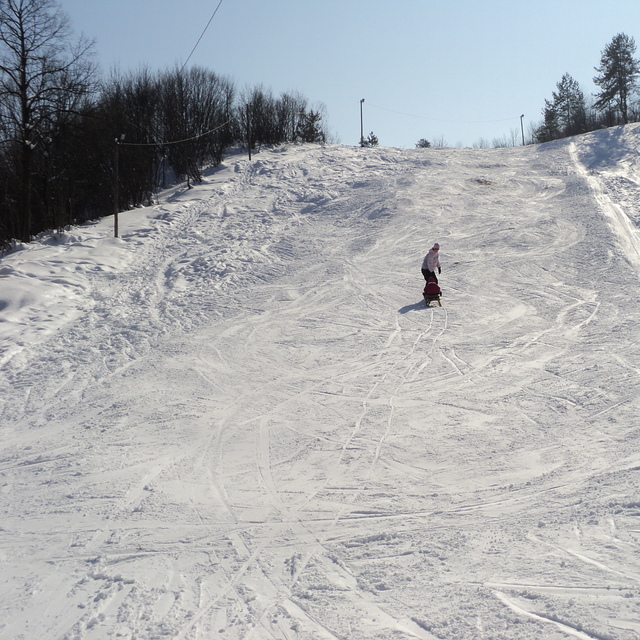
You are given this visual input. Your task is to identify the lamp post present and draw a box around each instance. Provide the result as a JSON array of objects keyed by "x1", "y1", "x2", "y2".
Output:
[
  {"x1": 520, "y1": 114, "x2": 525, "y2": 146},
  {"x1": 360, "y1": 98, "x2": 365, "y2": 146}
]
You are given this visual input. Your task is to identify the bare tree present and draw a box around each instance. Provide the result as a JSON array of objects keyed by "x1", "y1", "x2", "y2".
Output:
[
  {"x1": 160, "y1": 66, "x2": 234, "y2": 181},
  {"x1": 0, "y1": 0, "x2": 97, "y2": 240},
  {"x1": 472, "y1": 137, "x2": 489, "y2": 149},
  {"x1": 100, "y1": 67, "x2": 161, "y2": 209},
  {"x1": 275, "y1": 91, "x2": 307, "y2": 141},
  {"x1": 431, "y1": 135, "x2": 448, "y2": 148}
]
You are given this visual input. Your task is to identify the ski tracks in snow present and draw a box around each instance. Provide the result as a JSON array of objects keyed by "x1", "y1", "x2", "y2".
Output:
[
  {"x1": 569, "y1": 139, "x2": 640, "y2": 273},
  {"x1": 4, "y1": 139, "x2": 640, "y2": 639}
]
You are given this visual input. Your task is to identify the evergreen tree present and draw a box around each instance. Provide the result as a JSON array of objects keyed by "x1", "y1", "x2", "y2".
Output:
[
  {"x1": 534, "y1": 73, "x2": 587, "y2": 142},
  {"x1": 296, "y1": 109, "x2": 326, "y2": 143},
  {"x1": 552, "y1": 73, "x2": 587, "y2": 136},
  {"x1": 593, "y1": 33, "x2": 640, "y2": 124},
  {"x1": 534, "y1": 100, "x2": 560, "y2": 143},
  {"x1": 361, "y1": 131, "x2": 378, "y2": 147}
]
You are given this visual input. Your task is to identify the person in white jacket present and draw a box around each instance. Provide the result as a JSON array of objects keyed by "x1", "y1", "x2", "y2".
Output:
[{"x1": 421, "y1": 243, "x2": 441, "y2": 283}]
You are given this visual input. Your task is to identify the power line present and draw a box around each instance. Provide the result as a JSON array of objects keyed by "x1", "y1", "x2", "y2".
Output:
[
  {"x1": 366, "y1": 102, "x2": 518, "y2": 125},
  {"x1": 118, "y1": 120, "x2": 230, "y2": 147},
  {"x1": 180, "y1": 0, "x2": 224, "y2": 73}
]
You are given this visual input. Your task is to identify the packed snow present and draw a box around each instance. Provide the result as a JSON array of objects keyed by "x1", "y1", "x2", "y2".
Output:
[{"x1": 2, "y1": 125, "x2": 640, "y2": 640}]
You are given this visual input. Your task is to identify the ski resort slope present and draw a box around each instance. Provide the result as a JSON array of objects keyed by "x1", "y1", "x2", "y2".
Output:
[{"x1": 2, "y1": 125, "x2": 640, "y2": 640}]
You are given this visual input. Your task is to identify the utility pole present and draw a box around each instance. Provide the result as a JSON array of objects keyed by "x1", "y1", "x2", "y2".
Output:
[
  {"x1": 360, "y1": 98, "x2": 365, "y2": 146},
  {"x1": 113, "y1": 134, "x2": 125, "y2": 237},
  {"x1": 520, "y1": 114, "x2": 525, "y2": 146},
  {"x1": 113, "y1": 138, "x2": 119, "y2": 238},
  {"x1": 246, "y1": 104, "x2": 252, "y2": 160}
]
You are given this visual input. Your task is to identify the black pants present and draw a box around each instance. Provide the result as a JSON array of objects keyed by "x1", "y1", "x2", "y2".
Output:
[{"x1": 422, "y1": 268, "x2": 438, "y2": 283}]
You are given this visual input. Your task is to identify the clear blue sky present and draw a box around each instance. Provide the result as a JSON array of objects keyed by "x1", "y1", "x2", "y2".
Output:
[{"x1": 60, "y1": 0, "x2": 640, "y2": 148}]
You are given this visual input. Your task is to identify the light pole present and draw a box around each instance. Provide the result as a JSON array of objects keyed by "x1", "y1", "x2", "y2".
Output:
[
  {"x1": 520, "y1": 114, "x2": 525, "y2": 146},
  {"x1": 360, "y1": 98, "x2": 365, "y2": 146}
]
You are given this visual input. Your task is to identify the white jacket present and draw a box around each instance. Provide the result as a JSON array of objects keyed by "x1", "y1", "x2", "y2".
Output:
[{"x1": 422, "y1": 249, "x2": 440, "y2": 272}]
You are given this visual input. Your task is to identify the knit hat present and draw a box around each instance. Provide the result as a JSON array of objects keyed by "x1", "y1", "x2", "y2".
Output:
[{"x1": 433, "y1": 242, "x2": 440, "y2": 249}]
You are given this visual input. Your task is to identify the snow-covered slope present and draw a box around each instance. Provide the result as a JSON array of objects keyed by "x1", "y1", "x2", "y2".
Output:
[{"x1": 2, "y1": 126, "x2": 640, "y2": 640}]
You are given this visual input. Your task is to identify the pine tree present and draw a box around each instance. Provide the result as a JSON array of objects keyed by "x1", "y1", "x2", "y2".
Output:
[
  {"x1": 361, "y1": 131, "x2": 378, "y2": 147},
  {"x1": 593, "y1": 33, "x2": 640, "y2": 125},
  {"x1": 552, "y1": 73, "x2": 587, "y2": 136},
  {"x1": 296, "y1": 110, "x2": 326, "y2": 143},
  {"x1": 535, "y1": 101, "x2": 561, "y2": 143}
]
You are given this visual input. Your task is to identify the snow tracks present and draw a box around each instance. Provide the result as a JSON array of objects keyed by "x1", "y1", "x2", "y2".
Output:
[{"x1": 2, "y1": 136, "x2": 640, "y2": 640}]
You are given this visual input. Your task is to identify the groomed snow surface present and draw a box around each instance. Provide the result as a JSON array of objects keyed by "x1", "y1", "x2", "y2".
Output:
[{"x1": 2, "y1": 125, "x2": 640, "y2": 640}]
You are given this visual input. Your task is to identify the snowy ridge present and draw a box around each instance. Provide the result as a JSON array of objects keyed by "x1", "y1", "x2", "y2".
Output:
[
  {"x1": 570, "y1": 138, "x2": 640, "y2": 272},
  {"x1": 2, "y1": 127, "x2": 640, "y2": 639}
]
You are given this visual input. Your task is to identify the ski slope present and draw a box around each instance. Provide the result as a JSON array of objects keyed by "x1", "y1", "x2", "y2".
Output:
[{"x1": 2, "y1": 125, "x2": 640, "y2": 640}]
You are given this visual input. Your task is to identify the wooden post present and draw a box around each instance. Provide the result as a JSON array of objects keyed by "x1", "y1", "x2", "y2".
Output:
[
  {"x1": 246, "y1": 104, "x2": 252, "y2": 160},
  {"x1": 113, "y1": 138, "x2": 119, "y2": 238}
]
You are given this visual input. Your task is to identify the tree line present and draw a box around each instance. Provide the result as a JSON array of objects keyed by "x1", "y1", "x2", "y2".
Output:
[
  {"x1": 0, "y1": 0, "x2": 328, "y2": 249},
  {"x1": 414, "y1": 33, "x2": 640, "y2": 150},
  {"x1": 533, "y1": 33, "x2": 639, "y2": 143}
]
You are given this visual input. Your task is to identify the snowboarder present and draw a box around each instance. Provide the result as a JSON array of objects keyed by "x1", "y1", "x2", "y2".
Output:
[{"x1": 421, "y1": 243, "x2": 441, "y2": 283}]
